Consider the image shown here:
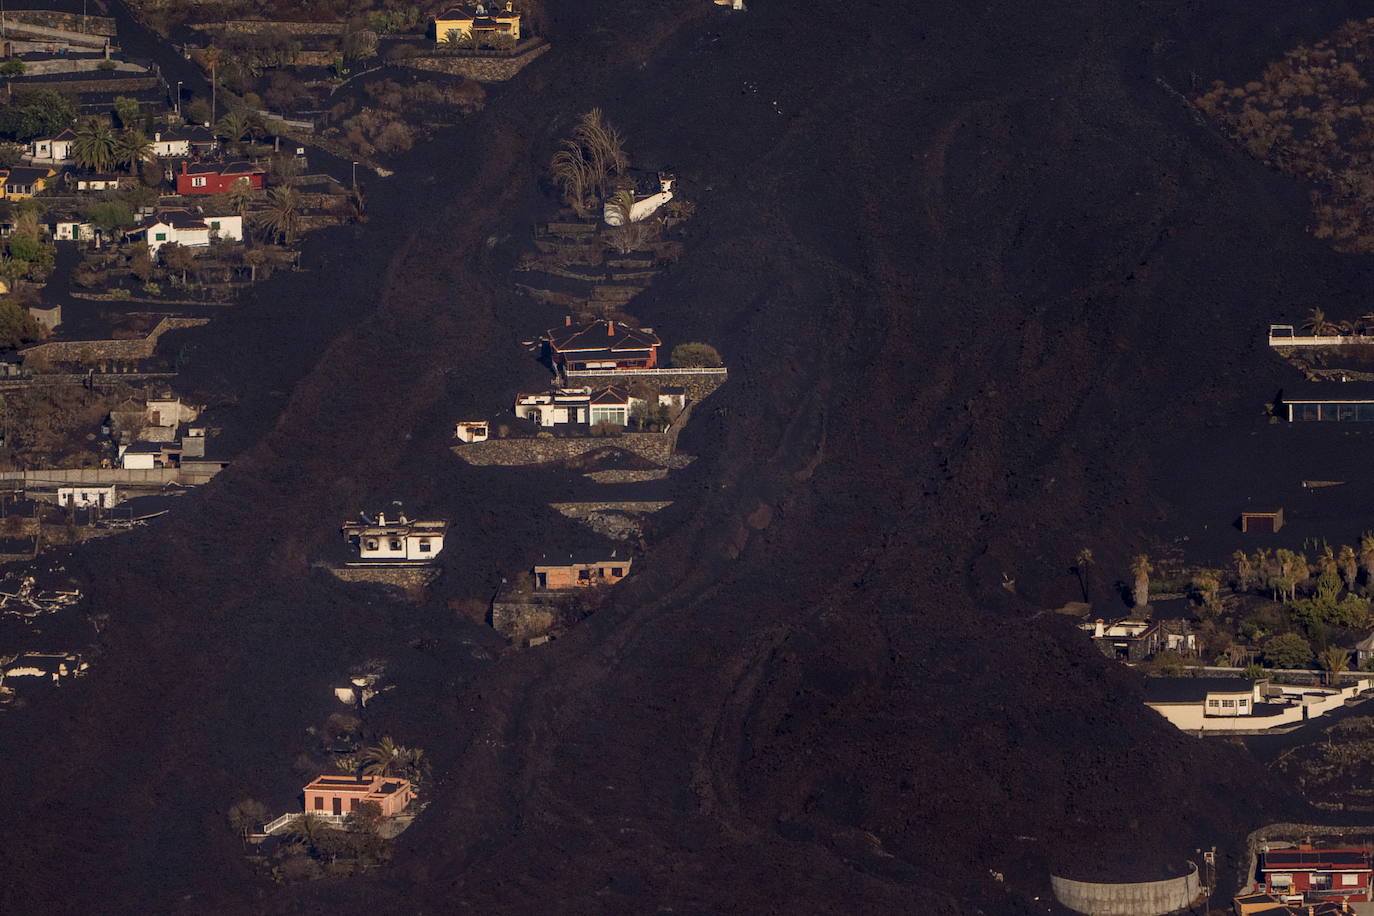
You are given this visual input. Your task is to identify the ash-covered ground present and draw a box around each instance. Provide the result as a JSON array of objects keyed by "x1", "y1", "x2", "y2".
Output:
[{"x1": 3, "y1": 0, "x2": 1368, "y2": 911}]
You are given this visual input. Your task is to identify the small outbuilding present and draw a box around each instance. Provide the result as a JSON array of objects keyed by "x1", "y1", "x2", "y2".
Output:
[{"x1": 1241, "y1": 509, "x2": 1284, "y2": 534}]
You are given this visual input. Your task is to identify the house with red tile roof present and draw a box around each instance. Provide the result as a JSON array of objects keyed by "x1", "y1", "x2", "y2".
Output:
[
  {"x1": 545, "y1": 318, "x2": 660, "y2": 373},
  {"x1": 175, "y1": 160, "x2": 265, "y2": 195}
]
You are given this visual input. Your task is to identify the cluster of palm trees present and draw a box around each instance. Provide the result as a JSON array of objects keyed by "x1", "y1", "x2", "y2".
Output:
[
  {"x1": 549, "y1": 108, "x2": 628, "y2": 218},
  {"x1": 71, "y1": 120, "x2": 154, "y2": 175},
  {"x1": 1300, "y1": 306, "x2": 1374, "y2": 337},
  {"x1": 334, "y1": 736, "x2": 427, "y2": 784},
  {"x1": 1233, "y1": 539, "x2": 1374, "y2": 601}
]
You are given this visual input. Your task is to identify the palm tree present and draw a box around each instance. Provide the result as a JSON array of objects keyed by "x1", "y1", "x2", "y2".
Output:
[
  {"x1": 1320, "y1": 645, "x2": 1350, "y2": 685},
  {"x1": 1074, "y1": 547, "x2": 1094, "y2": 601},
  {"x1": 1232, "y1": 550, "x2": 1256, "y2": 592},
  {"x1": 1359, "y1": 534, "x2": 1374, "y2": 589},
  {"x1": 226, "y1": 176, "x2": 255, "y2": 225},
  {"x1": 361, "y1": 736, "x2": 404, "y2": 777},
  {"x1": 215, "y1": 110, "x2": 249, "y2": 144},
  {"x1": 1130, "y1": 554, "x2": 1152, "y2": 609},
  {"x1": 573, "y1": 108, "x2": 626, "y2": 195},
  {"x1": 114, "y1": 129, "x2": 153, "y2": 175},
  {"x1": 288, "y1": 813, "x2": 328, "y2": 853},
  {"x1": 1340, "y1": 545, "x2": 1358, "y2": 591},
  {"x1": 550, "y1": 140, "x2": 594, "y2": 217},
  {"x1": 72, "y1": 119, "x2": 117, "y2": 173},
  {"x1": 1303, "y1": 306, "x2": 1338, "y2": 336},
  {"x1": 256, "y1": 186, "x2": 301, "y2": 246}
]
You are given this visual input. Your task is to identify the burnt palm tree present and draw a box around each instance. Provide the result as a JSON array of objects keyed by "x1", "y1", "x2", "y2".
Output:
[
  {"x1": 1130, "y1": 554, "x2": 1152, "y2": 609},
  {"x1": 1303, "y1": 306, "x2": 1338, "y2": 336},
  {"x1": 551, "y1": 140, "x2": 594, "y2": 217}
]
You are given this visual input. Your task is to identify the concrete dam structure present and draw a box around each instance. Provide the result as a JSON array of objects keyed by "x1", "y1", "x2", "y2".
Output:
[{"x1": 1051, "y1": 862, "x2": 1201, "y2": 916}]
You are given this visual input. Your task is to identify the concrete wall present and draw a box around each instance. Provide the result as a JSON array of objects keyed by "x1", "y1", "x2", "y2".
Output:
[
  {"x1": 453, "y1": 432, "x2": 675, "y2": 467},
  {"x1": 0, "y1": 467, "x2": 219, "y2": 486},
  {"x1": 1147, "y1": 682, "x2": 1366, "y2": 733},
  {"x1": 21, "y1": 317, "x2": 209, "y2": 366},
  {"x1": 1051, "y1": 863, "x2": 1200, "y2": 916}
]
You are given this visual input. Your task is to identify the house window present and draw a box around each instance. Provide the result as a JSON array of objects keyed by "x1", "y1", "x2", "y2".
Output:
[
  {"x1": 1222, "y1": 699, "x2": 1236, "y2": 708},
  {"x1": 1238, "y1": 699, "x2": 1248, "y2": 708},
  {"x1": 578, "y1": 569, "x2": 592, "y2": 581},
  {"x1": 611, "y1": 567, "x2": 623, "y2": 577},
  {"x1": 364, "y1": 538, "x2": 379, "y2": 551},
  {"x1": 350, "y1": 798, "x2": 358, "y2": 811},
  {"x1": 210, "y1": 221, "x2": 220, "y2": 230},
  {"x1": 418, "y1": 538, "x2": 432, "y2": 553},
  {"x1": 314, "y1": 796, "x2": 324, "y2": 810},
  {"x1": 389, "y1": 538, "x2": 401, "y2": 551},
  {"x1": 191, "y1": 176, "x2": 206, "y2": 188},
  {"x1": 1344, "y1": 874, "x2": 1362, "y2": 886},
  {"x1": 154, "y1": 232, "x2": 167, "y2": 242},
  {"x1": 590, "y1": 406, "x2": 626, "y2": 425},
  {"x1": 1207, "y1": 699, "x2": 1220, "y2": 707}
]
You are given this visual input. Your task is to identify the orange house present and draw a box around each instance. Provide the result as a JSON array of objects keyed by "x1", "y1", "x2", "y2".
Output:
[
  {"x1": 533, "y1": 551, "x2": 633, "y2": 590},
  {"x1": 302, "y1": 774, "x2": 414, "y2": 818}
]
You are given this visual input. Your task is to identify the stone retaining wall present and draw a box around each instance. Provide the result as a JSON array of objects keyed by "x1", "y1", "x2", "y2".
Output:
[
  {"x1": 491, "y1": 594, "x2": 565, "y2": 639},
  {"x1": 549, "y1": 501, "x2": 672, "y2": 518},
  {"x1": 21, "y1": 317, "x2": 209, "y2": 365},
  {"x1": 189, "y1": 19, "x2": 348, "y2": 35},
  {"x1": 401, "y1": 42, "x2": 549, "y2": 82},
  {"x1": 453, "y1": 433, "x2": 675, "y2": 467},
  {"x1": 583, "y1": 469, "x2": 668, "y2": 484},
  {"x1": 327, "y1": 565, "x2": 439, "y2": 591},
  {"x1": 568, "y1": 371, "x2": 727, "y2": 401},
  {"x1": 14, "y1": 75, "x2": 160, "y2": 95},
  {"x1": 5, "y1": 10, "x2": 116, "y2": 35}
]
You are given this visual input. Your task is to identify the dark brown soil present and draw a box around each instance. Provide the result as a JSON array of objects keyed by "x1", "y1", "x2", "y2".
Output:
[{"x1": 4, "y1": 0, "x2": 1371, "y2": 912}]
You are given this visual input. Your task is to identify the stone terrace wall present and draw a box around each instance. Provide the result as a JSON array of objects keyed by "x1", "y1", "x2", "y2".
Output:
[
  {"x1": 549, "y1": 501, "x2": 672, "y2": 518},
  {"x1": 22, "y1": 317, "x2": 209, "y2": 365},
  {"x1": 15, "y1": 75, "x2": 160, "y2": 95},
  {"x1": 328, "y1": 565, "x2": 440, "y2": 591},
  {"x1": 189, "y1": 20, "x2": 348, "y2": 35},
  {"x1": 7, "y1": 11, "x2": 117, "y2": 35},
  {"x1": 402, "y1": 41, "x2": 549, "y2": 82},
  {"x1": 453, "y1": 433, "x2": 675, "y2": 467},
  {"x1": 567, "y1": 370, "x2": 727, "y2": 401}
]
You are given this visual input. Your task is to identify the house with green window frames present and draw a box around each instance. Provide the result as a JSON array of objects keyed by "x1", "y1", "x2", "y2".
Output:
[
  {"x1": 124, "y1": 208, "x2": 243, "y2": 255},
  {"x1": 1282, "y1": 381, "x2": 1374, "y2": 421}
]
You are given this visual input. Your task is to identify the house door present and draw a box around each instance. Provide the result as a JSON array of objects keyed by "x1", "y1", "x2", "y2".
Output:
[{"x1": 332, "y1": 797, "x2": 342, "y2": 816}]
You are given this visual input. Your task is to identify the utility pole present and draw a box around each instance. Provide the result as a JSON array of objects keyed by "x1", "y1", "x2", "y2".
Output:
[
  {"x1": 351, "y1": 160, "x2": 358, "y2": 190},
  {"x1": 175, "y1": 80, "x2": 182, "y2": 118}
]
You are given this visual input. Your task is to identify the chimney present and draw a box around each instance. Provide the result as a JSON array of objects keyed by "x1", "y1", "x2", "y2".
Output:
[
  {"x1": 154, "y1": 131, "x2": 161, "y2": 142},
  {"x1": 377, "y1": 511, "x2": 386, "y2": 525},
  {"x1": 564, "y1": 314, "x2": 572, "y2": 327},
  {"x1": 181, "y1": 160, "x2": 188, "y2": 174},
  {"x1": 607, "y1": 321, "x2": 615, "y2": 336}
]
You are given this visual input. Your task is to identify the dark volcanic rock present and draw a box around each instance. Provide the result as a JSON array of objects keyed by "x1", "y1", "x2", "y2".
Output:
[{"x1": 0, "y1": 0, "x2": 1350, "y2": 912}]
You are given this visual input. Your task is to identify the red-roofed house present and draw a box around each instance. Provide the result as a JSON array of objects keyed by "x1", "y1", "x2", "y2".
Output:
[
  {"x1": 176, "y1": 160, "x2": 265, "y2": 195},
  {"x1": 1261, "y1": 846, "x2": 1373, "y2": 902},
  {"x1": 545, "y1": 318, "x2": 660, "y2": 373}
]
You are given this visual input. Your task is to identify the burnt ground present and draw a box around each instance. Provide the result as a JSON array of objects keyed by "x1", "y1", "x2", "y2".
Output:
[{"x1": 6, "y1": 0, "x2": 1374, "y2": 912}]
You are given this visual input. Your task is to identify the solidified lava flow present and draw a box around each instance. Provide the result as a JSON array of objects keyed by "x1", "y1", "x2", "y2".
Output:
[{"x1": 5, "y1": 0, "x2": 1365, "y2": 912}]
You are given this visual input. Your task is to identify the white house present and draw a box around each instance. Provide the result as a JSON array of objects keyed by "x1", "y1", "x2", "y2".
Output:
[
  {"x1": 28, "y1": 128, "x2": 78, "y2": 164},
  {"x1": 71, "y1": 175, "x2": 123, "y2": 193},
  {"x1": 603, "y1": 174, "x2": 675, "y2": 226},
  {"x1": 454, "y1": 420, "x2": 489, "y2": 443},
  {"x1": 49, "y1": 219, "x2": 95, "y2": 241},
  {"x1": 340, "y1": 509, "x2": 447, "y2": 564},
  {"x1": 126, "y1": 209, "x2": 243, "y2": 255},
  {"x1": 712, "y1": 0, "x2": 746, "y2": 8},
  {"x1": 1144, "y1": 676, "x2": 1370, "y2": 733},
  {"x1": 120, "y1": 441, "x2": 164, "y2": 469},
  {"x1": 150, "y1": 126, "x2": 218, "y2": 158},
  {"x1": 58, "y1": 485, "x2": 117, "y2": 509},
  {"x1": 514, "y1": 385, "x2": 644, "y2": 427}
]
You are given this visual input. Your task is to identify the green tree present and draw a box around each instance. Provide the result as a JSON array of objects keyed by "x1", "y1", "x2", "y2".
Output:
[
  {"x1": 361, "y1": 736, "x2": 404, "y2": 777},
  {"x1": 71, "y1": 119, "x2": 117, "y2": 173},
  {"x1": 345, "y1": 800, "x2": 384, "y2": 834},
  {"x1": 214, "y1": 110, "x2": 250, "y2": 143},
  {"x1": 83, "y1": 200, "x2": 134, "y2": 235},
  {"x1": 112, "y1": 96, "x2": 141, "y2": 129},
  {"x1": 114, "y1": 130, "x2": 153, "y2": 175},
  {"x1": 7, "y1": 234, "x2": 41, "y2": 263},
  {"x1": 0, "y1": 299, "x2": 42, "y2": 348},
  {"x1": 1320, "y1": 645, "x2": 1351, "y2": 684},
  {"x1": 161, "y1": 243, "x2": 196, "y2": 284},
  {"x1": 0, "y1": 89, "x2": 77, "y2": 142},
  {"x1": 287, "y1": 813, "x2": 330, "y2": 855},
  {"x1": 669, "y1": 342, "x2": 723, "y2": 368},
  {"x1": 0, "y1": 59, "x2": 24, "y2": 78},
  {"x1": 1264, "y1": 632, "x2": 1314, "y2": 669}
]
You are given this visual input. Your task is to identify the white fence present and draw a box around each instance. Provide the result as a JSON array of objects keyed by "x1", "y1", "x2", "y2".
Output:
[
  {"x1": 564, "y1": 367, "x2": 728, "y2": 378},
  {"x1": 1269, "y1": 324, "x2": 1367, "y2": 348}
]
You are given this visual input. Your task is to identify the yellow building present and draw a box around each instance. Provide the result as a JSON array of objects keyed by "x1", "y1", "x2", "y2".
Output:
[
  {"x1": 2, "y1": 166, "x2": 56, "y2": 199},
  {"x1": 434, "y1": 2, "x2": 521, "y2": 44}
]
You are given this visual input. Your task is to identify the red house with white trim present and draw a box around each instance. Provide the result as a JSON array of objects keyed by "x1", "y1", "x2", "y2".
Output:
[
  {"x1": 545, "y1": 318, "x2": 661, "y2": 373},
  {"x1": 176, "y1": 160, "x2": 265, "y2": 195},
  {"x1": 1261, "y1": 846, "x2": 1373, "y2": 903}
]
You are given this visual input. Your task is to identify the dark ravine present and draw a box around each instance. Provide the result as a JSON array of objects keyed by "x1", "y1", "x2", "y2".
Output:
[{"x1": 1, "y1": 0, "x2": 1368, "y2": 912}]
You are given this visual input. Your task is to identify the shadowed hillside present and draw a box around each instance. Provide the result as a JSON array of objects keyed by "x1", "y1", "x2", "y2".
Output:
[{"x1": 0, "y1": 0, "x2": 1363, "y2": 911}]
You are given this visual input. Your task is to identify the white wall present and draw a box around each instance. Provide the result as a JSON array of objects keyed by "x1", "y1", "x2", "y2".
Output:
[{"x1": 358, "y1": 532, "x2": 444, "y2": 561}]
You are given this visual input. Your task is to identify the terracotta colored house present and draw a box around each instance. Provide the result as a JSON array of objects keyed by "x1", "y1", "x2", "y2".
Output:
[
  {"x1": 303, "y1": 774, "x2": 415, "y2": 818},
  {"x1": 545, "y1": 318, "x2": 660, "y2": 373},
  {"x1": 176, "y1": 160, "x2": 265, "y2": 195},
  {"x1": 1261, "y1": 846, "x2": 1373, "y2": 902},
  {"x1": 533, "y1": 550, "x2": 632, "y2": 589}
]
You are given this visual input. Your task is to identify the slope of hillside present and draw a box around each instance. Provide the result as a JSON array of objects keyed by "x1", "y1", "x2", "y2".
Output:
[{"x1": 0, "y1": 0, "x2": 1358, "y2": 912}]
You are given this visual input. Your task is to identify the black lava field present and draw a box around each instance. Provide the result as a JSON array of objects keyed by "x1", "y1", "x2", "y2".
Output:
[{"x1": 4, "y1": 0, "x2": 1370, "y2": 912}]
